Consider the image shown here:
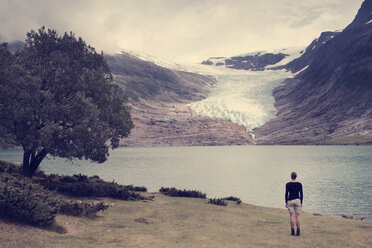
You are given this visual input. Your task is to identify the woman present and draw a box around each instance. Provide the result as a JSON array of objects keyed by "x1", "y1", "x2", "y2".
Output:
[{"x1": 285, "y1": 172, "x2": 303, "y2": 236}]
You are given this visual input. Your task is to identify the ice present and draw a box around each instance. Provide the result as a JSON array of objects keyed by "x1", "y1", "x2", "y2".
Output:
[
  {"x1": 294, "y1": 65, "x2": 309, "y2": 75},
  {"x1": 184, "y1": 64, "x2": 295, "y2": 133},
  {"x1": 265, "y1": 47, "x2": 304, "y2": 68},
  {"x1": 206, "y1": 57, "x2": 226, "y2": 65},
  {"x1": 124, "y1": 48, "x2": 300, "y2": 134},
  {"x1": 120, "y1": 50, "x2": 187, "y2": 71},
  {"x1": 236, "y1": 51, "x2": 265, "y2": 57},
  {"x1": 366, "y1": 19, "x2": 372, "y2": 24}
]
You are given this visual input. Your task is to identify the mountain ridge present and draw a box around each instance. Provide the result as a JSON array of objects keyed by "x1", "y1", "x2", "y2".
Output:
[
  {"x1": 253, "y1": 0, "x2": 372, "y2": 144},
  {"x1": 105, "y1": 52, "x2": 254, "y2": 146},
  {"x1": 2, "y1": 0, "x2": 370, "y2": 146}
]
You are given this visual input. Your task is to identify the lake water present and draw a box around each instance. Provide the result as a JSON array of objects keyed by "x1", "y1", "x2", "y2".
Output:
[{"x1": 1, "y1": 145, "x2": 371, "y2": 220}]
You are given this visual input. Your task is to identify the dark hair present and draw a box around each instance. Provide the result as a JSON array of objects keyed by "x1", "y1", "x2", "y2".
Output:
[{"x1": 291, "y1": 172, "x2": 297, "y2": 180}]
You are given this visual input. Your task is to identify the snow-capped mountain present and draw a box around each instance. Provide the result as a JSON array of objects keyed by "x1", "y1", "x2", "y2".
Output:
[
  {"x1": 117, "y1": 0, "x2": 371, "y2": 145},
  {"x1": 104, "y1": 51, "x2": 254, "y2": 146},
  {"x1": 201, "y1": 48, "x2": 303, "y2": 71},
  {"x1": 2, "y1": 1, "x2": 369, "y2": 146},
  {"x1": 119, "y1": 48, "x2": 304, "y2": 135},
  {"x1": 254, "y1": 0, "x2": 372, "y2": 144}
]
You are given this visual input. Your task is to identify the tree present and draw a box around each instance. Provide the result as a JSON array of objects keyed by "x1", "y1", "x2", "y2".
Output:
[{"x1": 0, "y1": 27, "x2": 133, "y2": 177}]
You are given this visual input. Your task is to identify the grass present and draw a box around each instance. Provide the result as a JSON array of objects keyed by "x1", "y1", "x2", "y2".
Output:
[
  {"x1": 0, "y1": 193, "x2": 371, "y2": 248},
  {"x1": 316, "y1": 135, "x2": 372, "y2": 145}
]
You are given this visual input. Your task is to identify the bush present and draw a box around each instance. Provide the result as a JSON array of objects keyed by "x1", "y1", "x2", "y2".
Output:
[
  {"x1": 0, "y1": 161, "x2": 149, "y2": 228},
  {"x1": 208, "y1": 198, "x2": 227, "y2": 206},
  {"x1": 123, "y1": 185, "x2": 147, "y2": 192},
  {"x1": 38, "y1": 174, "x2": 148, "y2": 200},
  {"x1": 1, "y1": 161, "x2": 148, "y2": 201},
  {"x1": 222, "y1": 196, "x2": 242, "y2": 204},
  {"x1": 0, "y1": 160, "x2": 48, "y2": 178},
  {"x1": 0, "y1": 175, "x2": 57, "y2": 227},
  {"x1": 159, "y1": 187, "x2": 207, "y2": 198},
  {"x1": 58, "y1": 200, "x2": 109, "y2": 217},
  {"x1": 0, "y1": 160, "x2": 22, "y2": 174}
]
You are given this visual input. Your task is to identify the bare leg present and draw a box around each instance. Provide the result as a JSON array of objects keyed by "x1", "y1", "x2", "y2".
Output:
[
  {"x1": 295, "y1": 213, "x2": 301, "y2": 229},
  {"x1": 289, "y1": 212, "x2": 295, "y2": 228}
]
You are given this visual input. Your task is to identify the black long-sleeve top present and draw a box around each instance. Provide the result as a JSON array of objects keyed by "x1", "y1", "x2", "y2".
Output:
[{"x1": 285, "y1": 182, "x2": 303, "y2": 204}]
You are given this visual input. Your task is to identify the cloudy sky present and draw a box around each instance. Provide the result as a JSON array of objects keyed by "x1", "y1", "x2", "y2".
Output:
[{"x1": 0, "y1": 0, "x2": 364, "y2": 63}]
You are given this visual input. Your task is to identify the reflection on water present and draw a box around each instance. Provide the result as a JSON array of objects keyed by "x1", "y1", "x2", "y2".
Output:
[{"x1": 1, "y1": 146, "x2": 371, "y2": 219}]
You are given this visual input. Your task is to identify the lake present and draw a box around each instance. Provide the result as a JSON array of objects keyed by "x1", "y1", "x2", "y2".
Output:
[{"x1": 1, "y1": 145, "x2": 371, "y2": 220}]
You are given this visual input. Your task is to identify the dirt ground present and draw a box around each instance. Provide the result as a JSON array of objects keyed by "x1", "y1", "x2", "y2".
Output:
[{"x1": 0, "y1": 193, "x2": 371, "y2": 248}]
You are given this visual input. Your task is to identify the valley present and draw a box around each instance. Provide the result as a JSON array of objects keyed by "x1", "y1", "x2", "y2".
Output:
[{"x1": 111, "y1": 1, "x2": 371, "y2": 146}]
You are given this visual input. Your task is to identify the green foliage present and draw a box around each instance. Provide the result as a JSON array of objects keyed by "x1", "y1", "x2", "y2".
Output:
[
  {"x1": 0, "y1": 160, "x2": 22, "y2": 174},
  {"x1": 0, "y1": 174, "x2": 58, "y2": 226},
  {"x1": 58, "y1": 200, "x2": 109, "y2": 217},
  {"x1": 0, "y1": 27, "x2": 133, "y2": 177},
  {"x1": 38, "y1": 174, "x2": 147, "y2": 200},
  {"x1": 159, "y1": 187, "x2": 207, "y2": 199},
  {"x1": 208, "y1": 198, "x2": 228, "y2": 206},
  {"x1": 222, "y1": 196, "x2": 242, "y2": 204},
  {"x1": 0, "y1": 161, "x2": 147, "y2": 227}
]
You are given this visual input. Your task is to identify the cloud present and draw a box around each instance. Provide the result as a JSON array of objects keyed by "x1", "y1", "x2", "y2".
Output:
[{"x1": 0, "y1": 0, "x2": 365, "y2": 63}]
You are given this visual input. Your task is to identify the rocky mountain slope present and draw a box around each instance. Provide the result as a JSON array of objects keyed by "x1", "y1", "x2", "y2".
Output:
[
  {"x1": 202, "y1": 51, "x2": 288, "y2": 71},
  {"x1": 0, "y1": 40, "x2": 254, "y2": 147},
  {"x1": 254, "y1": 0, "x2": 372, "y2": 144},
  {"x1": 106, "y1": 52, "x2": 254, "y2": 146},
  {"x1": 2, "y1": 0, "x2": 370, "y2": 146}
]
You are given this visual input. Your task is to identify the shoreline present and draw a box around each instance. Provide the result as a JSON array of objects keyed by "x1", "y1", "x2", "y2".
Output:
[
  {"x1": 1, "y1": 193, "x2": 371, "y2": 248},
  {"x1": 0, "y1": 161, "x2": 370, "y2": 247}
]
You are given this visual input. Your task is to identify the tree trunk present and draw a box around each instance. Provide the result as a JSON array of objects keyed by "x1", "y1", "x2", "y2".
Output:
[{"x1": 22, "y1": 148, "x2": 48, "y2": 177}]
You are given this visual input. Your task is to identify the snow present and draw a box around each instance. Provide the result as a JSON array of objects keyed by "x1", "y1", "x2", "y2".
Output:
[
  {"x1": 125, "y1": 48, "x2": 301, "y2": 133},
  {"x1": 184, "y1": 63, "x2": 295, "y2": 133},
  {"x1": 207, "y1": 57, "x2": 226, "y2": 65},
  {"x1": 237, "y1": 51, "x2": 265, "y2": 57},
  {"x1": 294, "y1": 65, "x2": 309, "y2": 75},
  {"x1": 265, "y1": 47, "x2": 304, "y2": 68},
  {"x1": 120, "y1": 50, "x2": 187, "y2": 71}
]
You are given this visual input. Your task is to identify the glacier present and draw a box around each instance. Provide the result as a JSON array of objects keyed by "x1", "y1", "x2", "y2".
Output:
[
  {"x1": 184, "y1": 64, "x2": 295, "y2": 134},
  {"x1": 125, "y1": 48, "x2": 302, "y2": 135}
]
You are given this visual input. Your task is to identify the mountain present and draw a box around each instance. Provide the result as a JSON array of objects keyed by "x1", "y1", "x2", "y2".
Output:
[
  {"x1": 106, "y1": 52, "x2": 213, "y2": 103},
  {"x1": 253, "y1": 0, "x2": 372, "y2": 144},
  {"x1": 0, "y1": 40, "x2": 254, "y2": 146},
  {"x1": 105, "y1": 52, "x2": 254, "y2": 146},
  {"x1": 202, "y1": 50, "x2": 289, "y2": 71},
  {"x1": 285, "y1": 31, "x2": 340, "y2": 72},
  {"x1": 2, "y1": 0, "x2": 370, "y2": 146}
]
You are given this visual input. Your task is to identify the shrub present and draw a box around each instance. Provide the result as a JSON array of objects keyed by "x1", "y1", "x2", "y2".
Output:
[
  {"x1": 222, "y1": 196, "x2": 242, "y2": 204},
  {"x1": 0, "y1": 160, "x2": 22, "y2": 174},
  {"x1": 208, "y1": 198, "x2": 227, "y2": 206},
  {"x1": 0, "y1": 161, "x2": 148, "y2": 228},
  {"x1": 38, "y1": 174, "x2": 148, "y2": 200},
  {"x1": 0, "y1": 175, "x2": 57, "y2": 226},
  {"x1": 58, "y1": 200, "x2": 109, "y2": 217},
  {"x1": 0, "y1": 160, "x2": 48, "y2": 178},
  {"x1": 159, "y1": 187, "x2": 207, "y2": 198},
  {"x1": 123, "y1": 185, "x2": 147, "y2": 192}
]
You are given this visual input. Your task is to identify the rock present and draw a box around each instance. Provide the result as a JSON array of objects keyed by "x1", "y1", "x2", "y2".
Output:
[
  {"x1": 254, "y1": 1, "x2": 372, "y2": 144},
  {"x1": 201, "y1": 52, "x2": 287, "y2": 71}
]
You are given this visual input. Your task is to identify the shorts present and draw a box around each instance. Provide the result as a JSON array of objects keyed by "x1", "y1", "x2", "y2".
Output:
[{"x1": 287, "y1": 199, "x2": 302, "y2": 214}]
